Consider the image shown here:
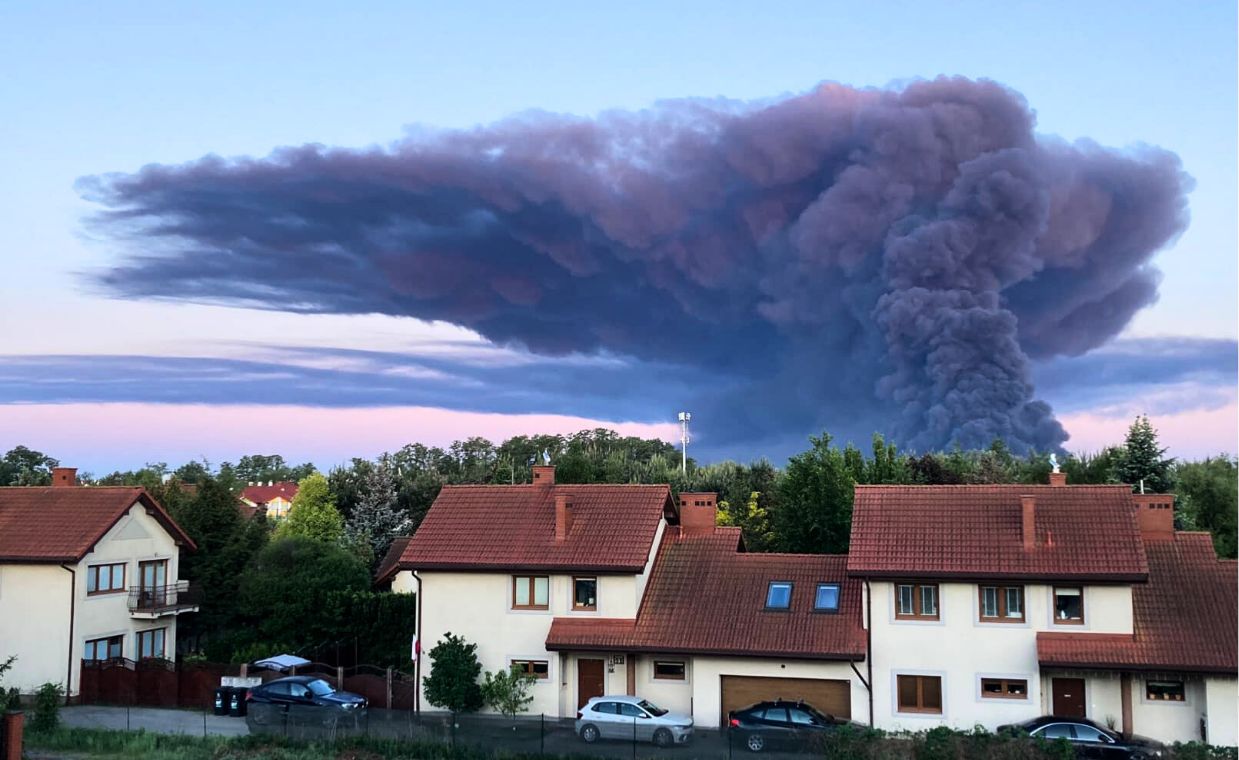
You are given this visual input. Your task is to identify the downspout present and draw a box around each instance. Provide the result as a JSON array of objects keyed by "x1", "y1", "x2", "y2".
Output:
[
  {"x1": 60, "y1": 563, "x2": 76, "y2": 705},
  {"x1": 413, "y1": 570, "x2": 423, "y2": 715},
  {"x1": 865, "y1": 579, "x2": 874, "y2": 728}
]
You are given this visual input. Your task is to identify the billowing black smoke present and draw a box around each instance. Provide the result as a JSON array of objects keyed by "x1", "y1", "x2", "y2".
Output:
[{"x1": 80, "y1": 77, "x2": 1191, "y2": 453}]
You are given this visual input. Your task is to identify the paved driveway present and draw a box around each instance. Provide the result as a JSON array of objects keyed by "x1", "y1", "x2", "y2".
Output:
[{"x1": 61, "y1": 705, "x2": 249, "y2": 737}]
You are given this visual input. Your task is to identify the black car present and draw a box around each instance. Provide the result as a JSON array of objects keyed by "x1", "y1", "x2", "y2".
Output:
[
  {"x1": 245, "y1": 676, "x2": 367, "y2": 727},
  {"x1": 997, "y1": 716, "x2": 1165, "y2": 759},
  {"x1": 727, "y1": 699, "x2": 860, "y2": 752}
]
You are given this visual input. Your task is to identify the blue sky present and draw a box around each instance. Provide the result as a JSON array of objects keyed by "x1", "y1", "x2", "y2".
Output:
[{"x1": 0, "y1": 1, "x2": 1234, "y2": 470}]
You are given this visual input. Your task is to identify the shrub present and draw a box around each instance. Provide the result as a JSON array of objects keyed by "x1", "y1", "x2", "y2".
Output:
[
  {"x1": 480, "y1": 665, "x2": 536, "y2": 722},
  {"x1": 422, "y1": 633, "x2": 483, "y2": 714},
  {"x1": 31, "y1": 682, "x2": 63, "y2": 731}
]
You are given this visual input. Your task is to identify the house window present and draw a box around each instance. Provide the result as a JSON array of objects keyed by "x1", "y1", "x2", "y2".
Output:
[
  {"x1": 512, "y1": 576, "x2": 549, "y2": 610},
  {"x1": 1053, "y1": 586, "x2": 1084, "y2": 624},
  {"x1": 980, "y1": 678, "x2": 1028, "y2": 699},
  {"x1": 86, "y1": 563, "x2": 126, "y2": 595},
  {"x1": 1146, "y1": 680, "x2": 1185, "y2": 702},
  {"x1": 84, "y1": 635, "x2": 123, "y2": 661},
  {"x1": 511, "y1": 660, "x2": 550, "y2": 679},
  {"x1": 573, "y1": 577, "x2": 597, "y2": 611},
  {"x1": 979, "y1": 585, "x2": 1025, "y2": 622},
  {"x1": 814, "y1": 583, "x2": 841, "y2": 612},
  {"x1": 653, "y1": 660, "x2": 686, "y2": 680},
  {"x1": 136, "y1": 628, "x2": 166, "y2": 660},
  {"x1": 896, "y1": 674, "x2": 942, "y2": 713},
  {"x1": 895, "y1": 583, "x2": 939, "y2": 620},
  {"x1": 765, "y1": 581, "x2": 792, "y2": 609}
]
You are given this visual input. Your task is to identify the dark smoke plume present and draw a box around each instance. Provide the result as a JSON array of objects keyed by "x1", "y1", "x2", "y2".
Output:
[{"x1": 80, "y1": 77, "x2": 1191, "y2": 452}]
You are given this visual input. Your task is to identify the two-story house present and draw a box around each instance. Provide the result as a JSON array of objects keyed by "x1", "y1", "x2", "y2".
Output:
[
  {"x1": 0, "y1": 467, "x2": 199, "y2": 697},
  {"x1": 848, "y1": 473, "x2": 1237, "y2": 745},
  {"x1": 389, "y1": 466, "x2": 870, "y2": 727}
]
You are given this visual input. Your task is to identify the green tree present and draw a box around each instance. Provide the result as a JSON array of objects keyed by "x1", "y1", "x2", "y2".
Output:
[
  {"x1": 172, "y1": 476, "x2": 270, "y2": 646},
  {"x1": 345, "y1": 457, "x2": 412, "y2": 567},
  {"x1": 481, "y1": 665, "x2": 536, "y2": 722},
  {"x1": 1174, "y1": 456, "x2": 1238, "y2": 558},
  {"x1": 423, "y1": 633, "x2": 483, "y2": 714},
  {"x1": 1115, "y1": 415, "x2": 1174, "y2": 493},
  {"x1": 0, "y1": 446, "x2": 58, "y2": 485},
  {"x1": 773, "y1": 433, "x2": 859, "y2": 554},
  {"x1": 278, "y1": 473, "x2": 344, "y2": 543},
  {"x1": 236, "y1": 536, "x2": 370, "y2": 651},
  {"x1": 717, "y1": 491, "x2": 772, "y2": 547}
]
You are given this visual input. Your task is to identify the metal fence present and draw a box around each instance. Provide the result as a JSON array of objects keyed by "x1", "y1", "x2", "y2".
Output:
[{"x1": 243, "y1": 705, "x2": 817, "y2": 760}]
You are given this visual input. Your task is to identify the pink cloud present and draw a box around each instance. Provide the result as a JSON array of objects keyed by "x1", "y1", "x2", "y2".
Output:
[
  {"x1": 0, "y1": 403, "x2": 679, "y2": 473},
  {"x1": 1060, "y1": 402, "x2": 1237, "y2": 459}
]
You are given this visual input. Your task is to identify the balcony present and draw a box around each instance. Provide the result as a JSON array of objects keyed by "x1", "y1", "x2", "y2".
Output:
[{"x1": 127, "y1": 581, "x2": 200, "y2": 618}]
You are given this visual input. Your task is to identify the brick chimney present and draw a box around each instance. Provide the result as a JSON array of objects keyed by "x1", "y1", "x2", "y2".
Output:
[
  {"x1": 1133, "y1": 493, "x2": 1174, "y2": 542},
  {"x1": 1048, "y1": 471, "x2": 1067, "y2": 487},
  {"x1": 51, "y1": 467, "x2": 77, "y2": 487},
  {"x1": 678, "y1": 492, "x2": 718, "y2": 536},
  {"x1": 554, "y1": 493, "x2": 573, "y2": 542},
  {"x1": 532, "y1": 465, "x2": 555, "y2": 487},
  {"x1": 1021, "y1": 495, "x2": 1036, "y2": 551}
]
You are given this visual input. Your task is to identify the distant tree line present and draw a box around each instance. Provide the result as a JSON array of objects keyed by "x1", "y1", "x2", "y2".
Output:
[{"x1": 2, "y1": 415, "x2": 1234, "y2": 667}]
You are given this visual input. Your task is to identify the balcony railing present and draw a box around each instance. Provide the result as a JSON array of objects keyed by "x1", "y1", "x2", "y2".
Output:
[{"x1": 127, "y1": 580, "x2": 200, "y2": 616}]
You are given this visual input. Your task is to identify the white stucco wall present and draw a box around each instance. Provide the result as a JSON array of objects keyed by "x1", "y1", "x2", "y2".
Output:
[
  {"x1": 868, "y1": 580, "x2": 1133, "y2": 731},
  {"x1": 1128, "y1": 676, "x2": 1207, "y2": 745},
  {"x1": 1204, "y1": 678, "x2": 1238, "y2": 747},
  {"x1": 0, "y1": 564, "x2": 73, "y2": 693},
  {"x1": 0, "y1": 501, "x2": 186, "y2": 696},
  {"x1": 415, "y1": 570, "x2": 644, "y2": 717},
  {"x1": 689, "y1": 656, "x2": 868, "y2": 729}
]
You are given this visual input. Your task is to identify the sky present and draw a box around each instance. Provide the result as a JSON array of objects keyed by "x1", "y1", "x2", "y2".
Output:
[{"x1": 0, "y1": 0, "x2": 1235, "y2": 473}]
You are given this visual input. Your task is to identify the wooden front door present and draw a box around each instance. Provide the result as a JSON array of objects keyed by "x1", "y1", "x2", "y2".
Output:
[
  {"x1": 1052, "y1": 677, "x2": 1086, "y2": 718},
  {"x1": 577, "y1": 658, "x2": 605, "y2": 709}
]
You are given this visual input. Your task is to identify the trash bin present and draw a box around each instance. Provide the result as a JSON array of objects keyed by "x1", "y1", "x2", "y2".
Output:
[
  {"x1": 213, "y1": 687, "x2": 230, "y2": 716},
  {"x1": 228, "y1": 687, "x2": 248, "y2": 717}
]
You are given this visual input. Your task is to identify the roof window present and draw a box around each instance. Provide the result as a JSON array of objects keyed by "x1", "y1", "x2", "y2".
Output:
[{"x1": 765, "y1": 581, "x2": 792, "y2": 609}]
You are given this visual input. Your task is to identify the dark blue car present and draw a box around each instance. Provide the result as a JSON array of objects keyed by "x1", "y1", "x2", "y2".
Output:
[{"x1": 245, "y1": 675, "x2": 367, "y2": 728}]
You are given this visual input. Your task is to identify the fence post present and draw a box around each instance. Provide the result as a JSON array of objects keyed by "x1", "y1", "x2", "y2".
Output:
[
  {"x1": 540, "y1": 713, "x2": 545, "y2": 756},
  {"x1": 385, "y1": 667, "x2": 393, "y2": 710},
  {"x1": 239, "y1": 663, "x2": 248, "y2": 678},
  {"x1": 337, "y1": 666, "x2": 344, "y2": 690},
  {"x1": 631, "y1": 717, "x2": 636, "y2": 760},
  {"x1": 3, "y1": 711, "x2": 23, "y2": 760}
]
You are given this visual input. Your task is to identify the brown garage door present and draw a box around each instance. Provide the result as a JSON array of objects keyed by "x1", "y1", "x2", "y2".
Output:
[{"x1": 720, "y1": 676, "x2": 851, "y2": 722}]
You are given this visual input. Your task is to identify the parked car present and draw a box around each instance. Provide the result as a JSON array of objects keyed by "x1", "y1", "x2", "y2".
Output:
[
  {"x1": 245, "y1": 675, "x2": 367, "y2": 728},
  {"x1": 997, "y1": 716, "x2": 1165, "y2": 759},
  {"x1": 575, "y1": 695, "x2": 694, "y2": 747},
  {"x1": 727, "y1": 699, "x2": 860, "y2": 752}
]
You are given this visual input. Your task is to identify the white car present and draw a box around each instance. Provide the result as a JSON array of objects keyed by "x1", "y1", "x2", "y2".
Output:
[{"x1": 575, "y1": 695, "x2": 694, "y2": 747}]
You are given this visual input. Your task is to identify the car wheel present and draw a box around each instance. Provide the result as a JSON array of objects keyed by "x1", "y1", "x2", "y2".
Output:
[
  {"x1": 653, "y1": 728, "x2": 673, "y2": 748},
  {"x1": 746, "y1": 733, "x2": 766, "y2": 752},
  {"x1": 580, "y1": 724, "x2": 600, "y2": 743}
]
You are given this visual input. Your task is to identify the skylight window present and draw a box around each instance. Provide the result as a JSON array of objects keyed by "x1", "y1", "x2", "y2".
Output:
[
  {"x1": 766, "y1": 581, "x2": 792, "y2": 609},
  {"x1": 814, "y1": 583, "x2": 841, "y2": 611}
]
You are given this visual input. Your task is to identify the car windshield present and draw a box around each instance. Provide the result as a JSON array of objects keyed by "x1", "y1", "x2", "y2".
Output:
[
  {"x1": 306, "y1": 679, "x2": 335, "y2": 696},
  {"x1": 637, "y1": 699, "x2": 668, "y2": 717}
]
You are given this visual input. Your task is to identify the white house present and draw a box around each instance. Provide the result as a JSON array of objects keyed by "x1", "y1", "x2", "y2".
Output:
[
  {"x1": 0, "y1": 467, "x2": 199, "y2": 697},
  {"x1": 848, "y1": 475, "x2": 1238, "y2": 746},
  {"x1": 388, "y1": 466, "x2": 870, "y2": 727}
]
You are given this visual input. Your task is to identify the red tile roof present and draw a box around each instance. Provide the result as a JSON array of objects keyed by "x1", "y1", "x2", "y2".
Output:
[
  {"x1": 397, "y1": 484, "x2": 674, "y2": 573},
  {"x1": 0, "y1": 487, "x2": 196, "y2": 562},
  {"x1": 547, "y1": 527, "x2": 866, "y2": 660},
  {"x1": 240, "y1": 481, "x2": 298, "y2": 505},
  {"x1": 847, "y1": 485, "x2": 1148, "y2": 581},
  {"x1": 374, "y1": 536, "x2": 412, "y2": 586},
  {"x1": 1037, "y1": 533, "x2": 1237, "y2": 674}
]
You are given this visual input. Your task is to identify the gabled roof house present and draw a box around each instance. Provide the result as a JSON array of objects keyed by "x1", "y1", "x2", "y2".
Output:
[{"x1": 0, "y1": 468, "x2": 199, "y2": 696}]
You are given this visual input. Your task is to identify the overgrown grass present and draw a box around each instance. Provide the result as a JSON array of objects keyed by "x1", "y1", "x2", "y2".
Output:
[{"x1": 26, "y1": 727, "x2": 522, "y2": 760}]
